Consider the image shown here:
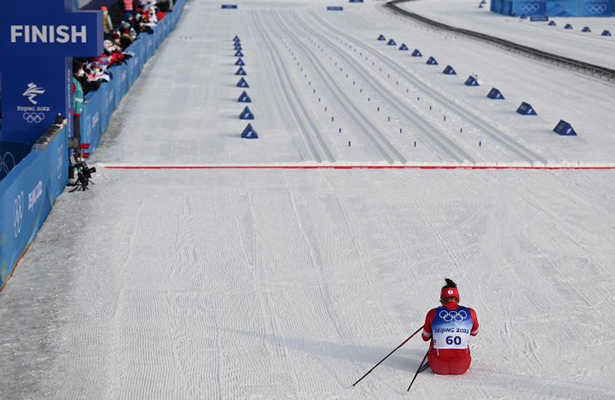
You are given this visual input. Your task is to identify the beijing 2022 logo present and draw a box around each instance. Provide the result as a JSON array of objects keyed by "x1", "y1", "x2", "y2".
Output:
[{"x1": 17, "y1": 82, "x2": 50, "y2": 124}]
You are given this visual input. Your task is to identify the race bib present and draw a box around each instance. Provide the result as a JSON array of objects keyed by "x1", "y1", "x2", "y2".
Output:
[{"x1": 431, "y1": 306, "x2": 473, "y2": 350}]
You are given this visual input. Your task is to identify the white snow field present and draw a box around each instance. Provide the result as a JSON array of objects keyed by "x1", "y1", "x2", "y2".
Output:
[
  {"x1": 2, "y1": 0, "x2": 615, "y2": 399},
  {"x1": 394, "y1": 0, "x2": 615, "y2": 69}
]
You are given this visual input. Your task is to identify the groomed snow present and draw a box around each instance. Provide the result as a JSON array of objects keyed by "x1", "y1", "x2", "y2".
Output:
[
  {"x1": 395, "y1": 0, "x2": 615, "y2": 69},
  {"x1": 1, "y1": 0, "x2": 615, "y2": 399}
]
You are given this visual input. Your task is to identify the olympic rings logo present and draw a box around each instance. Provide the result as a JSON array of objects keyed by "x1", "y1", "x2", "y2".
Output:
[
  {"x1": 587, "y1": 4, "x2": 608, "y2": 13},
  {"x1": 518, "y1": 3, "x2": 540, "y2": 13},
  {"x1": 14, "y1": 191, "x2": 25, "y2": 238},
  {"x1": 0, "y1": 151, "x2": 16, "y2": 178},
  {"x1": 439, "y1": 309, "x2": 468, "y2": 322},
  {"x1": 23, "y1": 112, "x2": 45, "y2": 124}
]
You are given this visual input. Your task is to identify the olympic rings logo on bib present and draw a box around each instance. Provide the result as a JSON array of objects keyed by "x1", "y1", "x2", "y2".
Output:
[{"x1": 439, "y1": 309, "x2": 468, "y2": 322}]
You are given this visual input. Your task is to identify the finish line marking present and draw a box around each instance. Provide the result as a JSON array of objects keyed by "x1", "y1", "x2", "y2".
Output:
[{"x1": 100, "y1": 164, "x2": 615, "y2": 171}]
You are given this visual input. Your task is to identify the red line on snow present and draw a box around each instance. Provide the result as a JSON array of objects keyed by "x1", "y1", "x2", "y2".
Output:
[{"x1": 102, "y1": 165, "x2": 615, "y2": 171}]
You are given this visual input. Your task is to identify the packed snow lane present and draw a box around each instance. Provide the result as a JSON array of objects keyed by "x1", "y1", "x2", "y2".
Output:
[
  {"x1": 2, "y1": 0, "x2": 615, "y2": 399},
  {"x1": 3, "y1": 168, "x2": 615, "y2": 399}
]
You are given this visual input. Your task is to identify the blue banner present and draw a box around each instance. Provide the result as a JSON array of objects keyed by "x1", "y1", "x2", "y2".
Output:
[
  {"x1": 0, "y1": 125, "x2": 67, "y2": 289},
  {"x1": 492, "y1": 0, "x2": 613, "y2": 16},
  {"x1": 0, "y1": 0, "x2": 103, "y2": 146},
  {"x1": 514, "y1": 1, "x2": 547, "y2": 16},
  {"x1": 547, "y1": 0, "x2": 581, "y2": 15},
  {"x1": 582, "y1": 0, "x2": 613, "y2": 16}
]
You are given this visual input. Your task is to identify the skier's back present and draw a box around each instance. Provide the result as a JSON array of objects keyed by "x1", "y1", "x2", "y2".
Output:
[{"x1": 421, "y1": 279, "x2": 479, "y2": 375}]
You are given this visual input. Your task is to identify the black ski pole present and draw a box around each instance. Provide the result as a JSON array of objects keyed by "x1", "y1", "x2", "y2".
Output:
[
  {"x1": 406, "y1": 349, "x2": 430, "y2": 392},
  {"x1": 352, "y1": 325, "x2": 424, "y2": 387}
]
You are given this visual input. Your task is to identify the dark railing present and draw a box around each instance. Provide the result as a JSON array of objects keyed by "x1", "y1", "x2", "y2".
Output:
[{"x1": 385, "y1": 0, "x2": 615, "y2": 82}]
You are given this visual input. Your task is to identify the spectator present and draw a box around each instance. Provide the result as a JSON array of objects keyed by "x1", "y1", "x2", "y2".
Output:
[
  {"x1": 120, "y1": 20, "x2": 137, "y2": 41},
  {"x1": 123, "y1": 0, "x2": 135, "y2": 19},
  {"x1": 71, "y1": 59, "x2": 85, "y2": 149},
  {"x1": 102, "y1": 6, "x2": 114, "y2": 36}
]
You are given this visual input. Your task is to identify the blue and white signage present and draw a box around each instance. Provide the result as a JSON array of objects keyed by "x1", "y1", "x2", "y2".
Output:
[{"x1": 0, "y1": 0, "x2": 103, "y2": 146}]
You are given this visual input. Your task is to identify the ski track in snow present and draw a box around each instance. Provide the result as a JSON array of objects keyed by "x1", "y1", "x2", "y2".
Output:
[
  {"x1": 1, "y1": 0, "x2": 615, "y2": 399},
  {"x1": 271, "y1": 11, "x2": 409, "y2": 164},
  {"x1": 308, "y1": 10, "x2": 548, "y2": 164},
  {"x1": 253, "y1": 10, "x2": 335, "y2": 163}
]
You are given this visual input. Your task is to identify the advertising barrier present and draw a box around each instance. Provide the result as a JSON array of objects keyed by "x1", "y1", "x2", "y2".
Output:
[
  {"x1": 0, "y1": 141, "x2": 30, "y2": 181},
  {"x1": 80, "y1": 0, "x2": 186, "y2": 154},
  {"x1": 492, "y1": 0, "x2": 614, "y2": 16},
  {"x1": 0, "y1": 0, "x2": 187, "y2": 290},
  {"x1": 0, "y1": 124, "x2": 68, "y2": 290}
]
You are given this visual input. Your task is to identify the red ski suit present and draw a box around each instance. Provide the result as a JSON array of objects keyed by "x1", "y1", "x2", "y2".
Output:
[{"x1": 422, "y1": 301, "x2": 479, "y2": 375}]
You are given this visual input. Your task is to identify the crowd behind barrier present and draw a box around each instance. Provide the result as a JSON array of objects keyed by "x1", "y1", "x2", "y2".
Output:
[
  {"x1": 0, "y1": 0, "x2": 187, "y2": 290},
  {"x1": 80, "y1": 0, "x2": 186, "y2": 153}
]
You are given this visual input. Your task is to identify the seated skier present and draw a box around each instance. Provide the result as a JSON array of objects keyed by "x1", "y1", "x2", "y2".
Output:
[{"x1": 421, "y1": 279, "x2": 479, "y2": 375}]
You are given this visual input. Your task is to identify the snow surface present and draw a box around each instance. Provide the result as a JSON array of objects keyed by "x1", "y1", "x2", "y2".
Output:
[
  {"x1": 2, "y1": 0, "x2": 615, "y2": 399},
  {"x1": 395, "y1": 0, "x2": 615, "y2": 69}
]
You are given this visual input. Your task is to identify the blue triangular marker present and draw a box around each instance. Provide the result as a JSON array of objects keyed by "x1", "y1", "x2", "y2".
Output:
[
  {"x1": 564, "y1": 24, "x2": 573, "y2": 29},
  {"x1": 582, "y1": 26, "x2": 591, "y2": 33},
  {"x1": 238, "y1": 91, "x2": 252, "y2": 103},
  {"x1": 237, "y1": 77, "x2": 249, "y2": 88},
  {"x1": 387, "y1": 39, "x2": 397, "y2": 46},
  {"x1": 235, "y1": 58, "x2": 245, "y2": 66},
  {"x1": 553, "y1": 120, "x2": 577, "y2": 136},
  {"x1": 239, "y1": 106, "x2": 255, "y2": 120},
  {"x1": 235, "y1": 50, "x2": 244, "y2": 57},
  {"x1": 602, "y1": 30, "x2": 612, "y2": 36},
  {"x1": 241, "y1": 123, "x2": 258, "y2": 139},
  {"x1": 443, "y1": 65, "x2": 456, "y2": 75},
  {"x1": 487, "y1": 88, "x2": 504, "y2": 99},
  {"x1": 399, "y1": 43, "x2": 409, "y2": 51},
  {"x1": 465, "y1": 75, "x2": 479, "y2": 86},
  {"x1": 377, "y1": 34, "x2": 386, "y2": 41},
  {"x1": 516, "y1": 102, "x2": 537, "y2": 116},
  {"x1": 234, "y1": 35, "x2": 240, "y2": 41},
  {"x1": 411, "y1": 49, "x2": 422, "y2": 57},
  {"x1": 426, "y1": 56, "x2": 438, "y2": 65},
  {"x1": 548, "y1": 20, "x2": 556, "y2": 26},
  {"x1": 236, "y1": 67, "x2": 247, "y2": 76}
]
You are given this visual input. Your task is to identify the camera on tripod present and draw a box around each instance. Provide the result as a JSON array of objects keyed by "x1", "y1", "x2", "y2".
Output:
[{"x1": 68, "y1": 155, "x2": 96, "y2": 192}]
